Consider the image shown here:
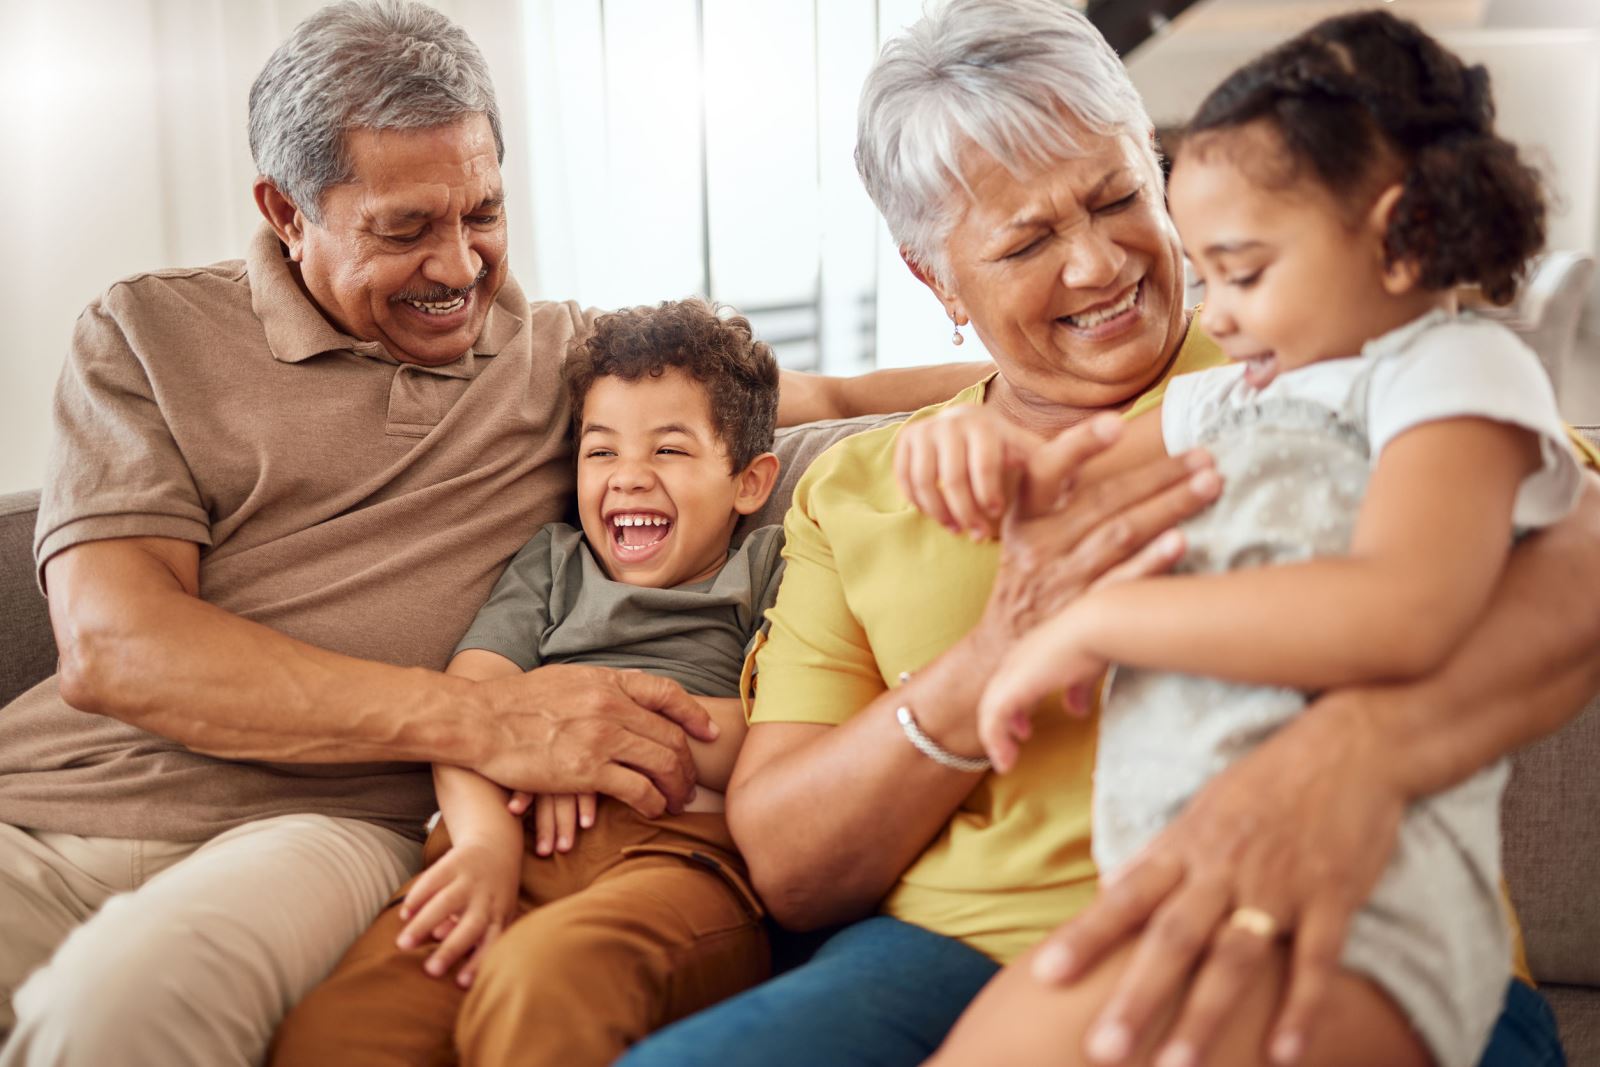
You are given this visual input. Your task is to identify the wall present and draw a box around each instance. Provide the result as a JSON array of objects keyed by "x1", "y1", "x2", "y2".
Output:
[{"x1": 0, "y1": 0, "x2": 528, "y2": 496}]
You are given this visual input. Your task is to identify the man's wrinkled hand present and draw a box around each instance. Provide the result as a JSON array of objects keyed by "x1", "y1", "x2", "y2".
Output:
[{"x1": 475, "y1": 665, "x2": 716, "y2": 819}]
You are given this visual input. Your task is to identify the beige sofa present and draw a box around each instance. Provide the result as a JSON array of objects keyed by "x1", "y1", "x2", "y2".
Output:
[{"x1": 2, "y1": 420, "x2": 1598, "y2": 1061}]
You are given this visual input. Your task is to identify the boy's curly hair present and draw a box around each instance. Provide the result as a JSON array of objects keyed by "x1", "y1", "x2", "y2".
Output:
[
  {"x1": 563, "y1": 299, "x2": 780, "y2": 472},
  {"x1": 1181, "y1": 9, "x2": 1544, "y2": 305}
]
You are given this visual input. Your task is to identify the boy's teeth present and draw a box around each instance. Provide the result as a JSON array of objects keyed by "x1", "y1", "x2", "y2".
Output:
[
  {"x1": 611, "y1": 514, "x2": 669, "y2": 527},
  {"x1": 1063, "y1": 284, "x2": 1137, "y2": 327}
]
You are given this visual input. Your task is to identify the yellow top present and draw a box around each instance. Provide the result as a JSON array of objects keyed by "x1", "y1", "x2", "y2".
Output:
[
  {"x1": 748, "y1": 323, "x2": 1225, "y2": 963},
  {"x1": 750, "y1": 316, "x2": 1587, "y2": 971}
]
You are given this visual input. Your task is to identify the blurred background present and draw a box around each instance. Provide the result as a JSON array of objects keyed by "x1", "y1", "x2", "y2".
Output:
[{"x1": 1, "y1": 0, "x2": 1596, "y2": 493}]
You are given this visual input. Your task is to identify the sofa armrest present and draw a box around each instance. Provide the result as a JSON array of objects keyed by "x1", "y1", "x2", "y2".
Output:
[{"x1": 0, "y1": 490, "x2": 56, "y2": 706}]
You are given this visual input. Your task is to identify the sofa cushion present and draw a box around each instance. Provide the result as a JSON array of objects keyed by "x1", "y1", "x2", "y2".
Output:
[
  {"x1": 1505, "y1": 696, "x2": 1600, "y2": 988},
  {"x1": 736, "y1": 411, "x2": 910, "y2": 539},
  {"x1": 1538, "y1": 983, "x2": 1600, "y2": 1067},
  {"x1": 0, "y1": 491, "x2": 55, "y2": 706},
  {"x1": 1502, "y1": 425, "x2": 1600, "y2": 990}
]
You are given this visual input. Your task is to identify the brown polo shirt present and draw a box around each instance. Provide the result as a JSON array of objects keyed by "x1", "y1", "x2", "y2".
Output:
[{"x1": 0, "y1": 225, "x2": 588, "y2": 842}]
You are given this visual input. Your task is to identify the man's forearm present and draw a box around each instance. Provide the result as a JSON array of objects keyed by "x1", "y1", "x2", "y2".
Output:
[
  {"x1": 51, "y1": 543, "x2": 488, "y2": 766},
  {"x1": 776, "y1": 361, "x2": 992, "y2": 426},
  {"x1": 1318, "y1": 477, "x2": 1600, "y2": 799}
]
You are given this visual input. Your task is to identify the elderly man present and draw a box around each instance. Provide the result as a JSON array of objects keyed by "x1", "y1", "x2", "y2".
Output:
[{"x1": 0, "y1": 4, "x2": 988, "y2": 1065}]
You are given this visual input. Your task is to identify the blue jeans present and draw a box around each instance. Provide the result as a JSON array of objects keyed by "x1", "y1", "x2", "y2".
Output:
[{"x1": 619, "y1": 916, "x2": 1565, "y2": 1067}]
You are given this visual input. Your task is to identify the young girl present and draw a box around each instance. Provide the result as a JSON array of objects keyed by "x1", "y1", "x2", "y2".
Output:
[{"x1": 921, "y1": 12, "x2": 1582, "y2": 1067}]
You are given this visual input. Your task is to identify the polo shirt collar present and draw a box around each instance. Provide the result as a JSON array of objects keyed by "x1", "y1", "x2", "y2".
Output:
[{"x1": 246, "y1": 223, "x2": 523, "y2": 371}]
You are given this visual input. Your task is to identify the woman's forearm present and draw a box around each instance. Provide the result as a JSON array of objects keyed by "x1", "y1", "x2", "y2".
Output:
[
  {"x1": 727, "y1": 633, "x2": 998, "y2": 930},
  {"x1": 1327, "y1": 476, "x2": 1600, "y2": 799}
]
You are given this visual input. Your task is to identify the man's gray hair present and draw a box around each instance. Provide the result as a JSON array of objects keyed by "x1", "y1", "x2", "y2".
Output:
[
  {"x1": 249, "y1": 0, "x2": 503, "y2": 223},
  {"x1": 857, "y1": 0, "x2": 1156, "y2": 281}
]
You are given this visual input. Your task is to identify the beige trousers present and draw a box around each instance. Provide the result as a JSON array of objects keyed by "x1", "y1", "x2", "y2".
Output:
[{"x1": 0, "y1": 813, "x2": 421, "y2": 1067}]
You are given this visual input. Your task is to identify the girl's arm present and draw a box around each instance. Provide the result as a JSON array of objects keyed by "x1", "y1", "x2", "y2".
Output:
[{"x1": 987, "y1": 417, "x2": 1539, "y2": 721}]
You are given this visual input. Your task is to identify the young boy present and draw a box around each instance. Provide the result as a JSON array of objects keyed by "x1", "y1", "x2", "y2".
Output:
[{"x1": 270, "y1": 299, "x2": 784, "y2": 1066}]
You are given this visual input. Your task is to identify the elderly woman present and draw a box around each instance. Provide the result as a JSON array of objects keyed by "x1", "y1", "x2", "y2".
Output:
[{"x1": 621, "y1": 2, "x2": 1600, "y2": 1065}]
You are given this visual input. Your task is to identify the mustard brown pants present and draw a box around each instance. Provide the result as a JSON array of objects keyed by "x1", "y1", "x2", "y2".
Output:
[{"x1": 269, "y1": 802, "x2": 768, "y2": 1067}]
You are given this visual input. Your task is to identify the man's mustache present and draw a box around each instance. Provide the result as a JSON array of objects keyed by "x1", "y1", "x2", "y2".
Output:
[{"x1": 392, "y1": 266, "x2": 491, "y2": 304}]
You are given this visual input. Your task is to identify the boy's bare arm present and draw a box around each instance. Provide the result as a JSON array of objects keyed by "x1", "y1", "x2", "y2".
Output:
[
  {"x1": 686, "y1": 696, "x2": 750, "y2": 792},
  {"x1": 433, "y1": 649, "x2": 527, "y2": 848}
]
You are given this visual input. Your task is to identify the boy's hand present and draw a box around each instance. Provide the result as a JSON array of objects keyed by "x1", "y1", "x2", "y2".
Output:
[
  {"x1": 397, "y1": 839, "x2": 520, "y2": 987},
  {"x1": 978, "y1": 608, "x2": 1107, "y2": 772},
  {"x1": 894, "y1": 404, "x2": 1044, "y2": 540},
  {"x1": 525, "y1": 793, "x2": 597, "y2": 855}
]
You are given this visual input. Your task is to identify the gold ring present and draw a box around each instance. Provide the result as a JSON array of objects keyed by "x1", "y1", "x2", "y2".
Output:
[{"x1": 1227, "y1": 906, "x2": 1279, "y2": 940}]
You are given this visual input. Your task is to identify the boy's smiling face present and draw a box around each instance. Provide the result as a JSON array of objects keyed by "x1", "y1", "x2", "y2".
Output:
[{"x1": 576, "y1": 368, "x2": 776, "y2": 588}]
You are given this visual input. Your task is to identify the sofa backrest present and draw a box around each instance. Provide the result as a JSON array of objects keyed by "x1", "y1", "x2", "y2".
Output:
[
  {"x1": 737, "y1": 411, "x2": 909, "y2": 539},
  {"x1": 1502, "y1": 424, "x2": 1600, "y2": 992},
  {"x1": 0, "y1": 491, "x2": 53, "y2": 707}
]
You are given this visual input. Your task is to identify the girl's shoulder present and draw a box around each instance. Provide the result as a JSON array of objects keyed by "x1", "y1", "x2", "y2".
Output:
[
  {"x1": 1366, "y1": 308, "x2": 1532, "y2": 366},
  {"x1": 1160, "y1": 362, "x2": 1249, "y2": 454}
]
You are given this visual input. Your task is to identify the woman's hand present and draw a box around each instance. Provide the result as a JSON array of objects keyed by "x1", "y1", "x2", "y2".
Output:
[
  {"x1": 397, "y1": 838, "x2": 522, "y2": 988},
  {"x1": 1029, "y1": 689, "x2": 1406, "y2": 1066},
  {"x1": 977, "y1": 430, "x2": 1220, "y2": 651},
  {"x1": 894, "y1": 403, "x2": 1046, "y2": 540}
]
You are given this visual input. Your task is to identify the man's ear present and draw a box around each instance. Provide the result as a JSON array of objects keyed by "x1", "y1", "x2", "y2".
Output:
[
  {"x1": 900, "y1": 248, "x2": 968, "y2": 328},
  {"x1": 1367, "y1": 183, "x2": 1421, "y2": 295},
  {"x1": 254, "y1": 179, "x2": 309, "y2": 261},
  {"x1": 732, "y1": 452, "x2": 782, "y2": 516}
]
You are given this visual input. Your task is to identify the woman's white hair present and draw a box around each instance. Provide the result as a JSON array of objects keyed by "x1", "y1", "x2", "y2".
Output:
[
  {"x1": 856, "y1": 0, "x2": 1157, "y2": 282},
  {"x1": 249, "y1": 0, "x2": 503, "y2": 223}
]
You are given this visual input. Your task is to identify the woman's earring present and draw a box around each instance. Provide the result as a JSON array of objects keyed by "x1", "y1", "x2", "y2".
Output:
[{"x1": 951, "y1": 323, "x2": 965, "y2": 347}]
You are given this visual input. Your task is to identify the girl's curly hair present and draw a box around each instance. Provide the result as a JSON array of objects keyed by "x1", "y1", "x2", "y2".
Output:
[{"x1": 1181, "y1": 9, "x2": 1544, "y2": 305}]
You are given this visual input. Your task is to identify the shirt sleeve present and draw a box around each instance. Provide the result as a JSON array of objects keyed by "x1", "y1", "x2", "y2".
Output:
[
  {"x1": 748, "y1": 467, "x2": 888, "y2": 727},
  {"x1": 1367, "y1": 320, "x2": 1582, "y2": 529},
  {"x1": 34, "y1": 296, "x2": 212, "y2": 591},
  {"x1": 746, "y1": 525, "x2": 789, "y2": 624},
  {"x1": 1159, "y1": 363, "x2": 1246, "y2": 455},
  {"x1": 452, "y1": 525, "x2": 559, "y2": 669}
]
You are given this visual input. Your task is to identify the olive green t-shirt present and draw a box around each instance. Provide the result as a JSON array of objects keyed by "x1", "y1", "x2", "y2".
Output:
[{"x1": 456, "y1": 523, "x2": 786, "y2": 698}]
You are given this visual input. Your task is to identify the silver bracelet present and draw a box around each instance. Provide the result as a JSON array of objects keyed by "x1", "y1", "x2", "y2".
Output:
[{"x1": 894, "y1": 671, "x2": 991, "y2": 774}]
